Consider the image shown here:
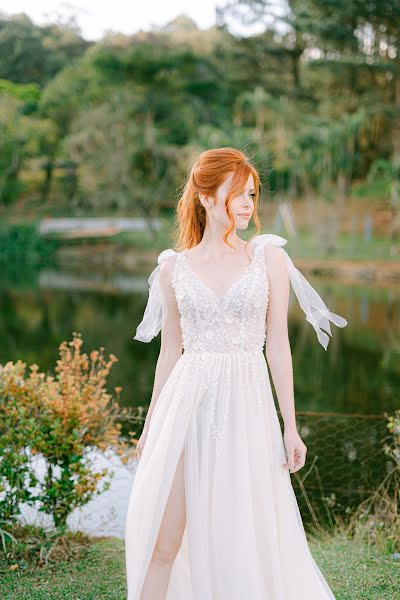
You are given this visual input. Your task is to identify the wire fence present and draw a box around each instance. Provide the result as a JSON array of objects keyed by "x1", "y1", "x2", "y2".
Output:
[{"x1": 277, "y1": 410, "x2": 392, "y2": 525}]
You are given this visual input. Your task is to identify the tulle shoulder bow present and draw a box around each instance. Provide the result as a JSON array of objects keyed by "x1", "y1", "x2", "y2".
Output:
[
  {"x1": 251, "y1": 233, "x2": 348, "y2": 350},
  {"x1": 133, "y1": 248, "x2": 178, "y2": 343}
]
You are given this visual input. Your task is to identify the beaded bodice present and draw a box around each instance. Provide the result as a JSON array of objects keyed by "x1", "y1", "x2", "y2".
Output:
[
  {"x1": 171, "y1": 244, "x2": 269, "y2": 354},
  {"x1": 133, "y1": 233, "x2": 347, "y2": 351}
]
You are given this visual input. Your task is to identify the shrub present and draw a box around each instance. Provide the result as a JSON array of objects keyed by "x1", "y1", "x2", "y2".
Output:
[
  {"x1": 0, "y1": 223, "x2": 59, "y2": 265},
  {"x1": 383, "y1": 409, "x2": 400, "y2": 471},
  {"x1": 0, "y1": 333, "x2": 133, "y2": 530}
]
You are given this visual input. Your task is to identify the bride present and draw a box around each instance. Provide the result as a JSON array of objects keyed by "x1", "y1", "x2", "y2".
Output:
[{"x1": 125, "y1": 147, "x2": 347, "y2": 599}]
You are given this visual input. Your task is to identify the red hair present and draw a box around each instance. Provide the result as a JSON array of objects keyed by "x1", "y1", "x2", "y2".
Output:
[{"x1": 173, "y1": 147, "x2": 262, "y2": 251}]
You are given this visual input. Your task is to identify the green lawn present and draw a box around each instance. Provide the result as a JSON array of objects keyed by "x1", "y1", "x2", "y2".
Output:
[
  {"x1": 0, "y1": 538, "x2": 126, "y2": 600},
  {"x1": 311, "y1": 534, "x2": 400, "y2": 600},
  {"x1": 1, "y1": 533, "x2": 399, "y2": 599}
]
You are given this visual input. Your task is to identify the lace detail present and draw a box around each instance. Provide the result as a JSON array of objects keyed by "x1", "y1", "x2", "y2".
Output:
[
  {"x1": 200, "y1": 350, "x2": 266, "y2": 441},
  {"x1": 132, "y1": 232, "x2": 347, "y2": 350},
  {"x1": 172, "y1": 244, "x2": 269, "y2": 355}
]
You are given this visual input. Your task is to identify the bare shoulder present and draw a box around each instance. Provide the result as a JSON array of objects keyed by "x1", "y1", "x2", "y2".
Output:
[
  {"x1": 158, "y1": 253, "x2": 178, "y2": 285},
  {"x1": 262, "y1": 244, "x2": 290, "y2": 300},
  {"x1": 262, "y1": 244, "x2": 287, "y2": 272}
]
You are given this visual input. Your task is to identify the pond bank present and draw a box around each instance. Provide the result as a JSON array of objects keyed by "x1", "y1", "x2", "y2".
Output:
[
  {"x1": 299, "y1": 257, "x2": 400, "y2": 286},
  {"x1": 55, "y1": 244, "x2": 400, "y2": 287},
  {"x1": 1, "y1": 532, "x2": 398, "y2": 599}
]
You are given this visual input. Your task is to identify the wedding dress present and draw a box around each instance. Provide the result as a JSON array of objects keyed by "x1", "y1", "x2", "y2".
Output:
[{"x1": 125, "y1": 233, "x2": 347, "y2": 599}]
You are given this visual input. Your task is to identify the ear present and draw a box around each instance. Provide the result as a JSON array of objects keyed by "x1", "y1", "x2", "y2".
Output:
[{"x1": 199, "y1": 192, "x2": 211, "y2": 208}]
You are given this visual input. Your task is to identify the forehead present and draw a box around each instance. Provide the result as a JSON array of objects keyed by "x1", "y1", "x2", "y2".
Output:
[
  {"x1": 244, "y1": 174, "x2": 255, "y2": 189},
  {"x1": 221, "y1": 172, "x2": 255, "y2": 191}
]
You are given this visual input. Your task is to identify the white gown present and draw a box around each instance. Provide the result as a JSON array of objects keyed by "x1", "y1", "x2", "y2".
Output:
[{"x1": 125, "y1": 233, "x2": 347, "y2": 600}]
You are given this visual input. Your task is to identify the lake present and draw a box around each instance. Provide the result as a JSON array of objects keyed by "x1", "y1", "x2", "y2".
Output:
[{"x1": 1, "y1": 257, "x2": 399, "y2": 534}]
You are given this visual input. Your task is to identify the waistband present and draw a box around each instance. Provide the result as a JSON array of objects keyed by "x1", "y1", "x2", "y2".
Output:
[{"x1": 182, "y1": 348, "x2": 264, "y2": 356}]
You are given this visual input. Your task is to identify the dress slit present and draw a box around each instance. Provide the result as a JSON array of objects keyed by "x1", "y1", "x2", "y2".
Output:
[
  {"x1": 137, "y1": 445, "x2": 189, "y2": 599},
  {"x1": 125, "y1": 354, "x2": 200, "y2": 599}
]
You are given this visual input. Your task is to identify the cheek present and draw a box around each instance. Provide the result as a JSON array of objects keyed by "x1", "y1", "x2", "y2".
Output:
[
  {"x1": 213, "y1": 195, "x2": 242, "y2": 223},
  {"x1": 229, "y1": 198, "x2": 244, "y2": 218}
]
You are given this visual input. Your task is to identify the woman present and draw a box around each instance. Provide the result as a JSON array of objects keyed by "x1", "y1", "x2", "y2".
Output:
[{"x1": 125, "y1": 147, "x2": 347, "y2": 599}]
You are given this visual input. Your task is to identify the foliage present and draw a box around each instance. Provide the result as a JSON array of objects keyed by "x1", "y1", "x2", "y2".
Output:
[
  {"x1": 0, "y1": 13, "x2": 90, "y2": 86},
  {"x1": 0, "y1": 524, "x2": 90, "y2": 568},
  {"x1": 383, "y1": 409, "x2": 400, "y2": 472},
  {"x1": 0, "y1": 333, "x2": 133, "y2": 530},
  {"x1": 0, "y1": 223, "x2": 59, "y2": 265},
  {"x1": 0, "y1": 93, "x2": 58, "y2": 204},
  {"x1": 0, "y1": 79, "x2": 41, "y2": 111}
]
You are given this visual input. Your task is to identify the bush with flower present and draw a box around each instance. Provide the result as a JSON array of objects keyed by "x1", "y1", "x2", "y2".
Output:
[{"x1": 0, "y1": 333, "x2": 134, "y2": 531}]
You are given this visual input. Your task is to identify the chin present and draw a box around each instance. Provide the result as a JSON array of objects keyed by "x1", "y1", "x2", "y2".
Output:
[{"x1": 236, "y1": 222, "x2": 249, "y2": 230}]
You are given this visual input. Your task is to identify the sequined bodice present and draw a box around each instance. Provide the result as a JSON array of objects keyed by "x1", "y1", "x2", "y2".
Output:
[{"x1": 171, "y1": 244, "x2": 269, "y2": 354}]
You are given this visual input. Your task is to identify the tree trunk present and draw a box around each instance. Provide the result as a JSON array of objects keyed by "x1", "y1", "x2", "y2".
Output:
[
  {"x1": 41, "y1": 157, "x2": 54, "y2": 203},
  {"x1": 392, "y1": 65, "x2": 400, "y2": 169}
]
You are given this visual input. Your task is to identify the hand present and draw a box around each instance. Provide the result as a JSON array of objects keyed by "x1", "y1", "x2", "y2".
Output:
[
  {"x1": 136, "y1": 426, "x2": 149, "y2": 461},
  {"x1": 282, "y1": 428, "x2": 307, "y2": 473}
]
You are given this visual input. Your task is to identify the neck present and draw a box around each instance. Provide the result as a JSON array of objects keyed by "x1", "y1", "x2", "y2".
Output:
[{"x1": 198, "y1": 224, "x2": 243, "y2": 256}]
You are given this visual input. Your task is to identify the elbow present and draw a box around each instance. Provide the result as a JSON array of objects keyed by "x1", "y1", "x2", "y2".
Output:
[
  {"x1": 265, "y1": 331, "x2": 291, "y2": 362},
  {"x1": 159, "y1": 340, "x2": 183, "y2": 364}
]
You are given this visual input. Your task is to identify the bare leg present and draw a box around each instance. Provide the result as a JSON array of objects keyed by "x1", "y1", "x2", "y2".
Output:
[{"x1": 140, "y1": 449, "x2": 186, "y2": 600}]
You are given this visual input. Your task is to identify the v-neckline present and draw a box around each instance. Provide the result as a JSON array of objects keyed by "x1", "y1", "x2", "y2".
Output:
[{"x1": 180, "y1": 243, "x2": 259, "y2": 300}]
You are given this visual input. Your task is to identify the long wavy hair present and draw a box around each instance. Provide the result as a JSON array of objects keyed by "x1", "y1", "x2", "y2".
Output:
[{"x1": 173, "y1": 147, "x2": 262, "y2": 252}]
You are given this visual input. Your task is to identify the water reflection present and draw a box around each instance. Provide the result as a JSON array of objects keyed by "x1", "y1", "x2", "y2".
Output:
[{"x1": 0, "y1": 263, "x2": 399, "y2": 415}]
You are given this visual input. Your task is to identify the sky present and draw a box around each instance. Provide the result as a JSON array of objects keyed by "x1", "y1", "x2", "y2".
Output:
[{"x1": 0, "y1": 0, "x2": 268, "y2": 41}]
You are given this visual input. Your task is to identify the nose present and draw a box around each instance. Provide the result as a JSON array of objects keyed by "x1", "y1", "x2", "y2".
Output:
[{"x1": 242, "y1": 196, "x2": 252, "y2": 208}]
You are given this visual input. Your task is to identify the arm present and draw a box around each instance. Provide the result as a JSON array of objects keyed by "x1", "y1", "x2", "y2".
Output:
[
  {"x1": 263, "y1": 245, "x2": 307, "y2": 473},
  {"x1": 264, "y1": 244, "x2": 296, "y2": 430},
  {"x1": 141, "y1": 256, "x2": 183, "y2": 433}
]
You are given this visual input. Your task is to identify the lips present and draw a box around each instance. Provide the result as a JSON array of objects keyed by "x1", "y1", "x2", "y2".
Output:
[{"x1": 238, "y1": 214, "x2": 251, "y2": 218}]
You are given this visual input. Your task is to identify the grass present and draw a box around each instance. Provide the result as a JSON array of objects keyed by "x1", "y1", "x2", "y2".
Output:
[
  {"x1": 311, "y1": 532, "x2": 399, "y2": 599},
  {"x1": 1, "y1": 532, "x2": 399, "y2": 599},
  {"x1": 287, "y1": 230, "x2": 397, "y2": 262},
  {"x1": 352, "y1": 178, "x2": 391, "y2": 200},
  {"x1": 0, "y1": 537, "x2": 126, "y2": 600}
]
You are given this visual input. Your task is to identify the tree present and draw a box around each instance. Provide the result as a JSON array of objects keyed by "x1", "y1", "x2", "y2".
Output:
[
  {"x1": 0, "y1": 13, "x2": 90, "y2": 85},
  {"x1": 0, "y1": 89, "x2": 56, "y2": 205},
  {"x1": 217, "y1": 0, "x2": 308, "y2": 91}
]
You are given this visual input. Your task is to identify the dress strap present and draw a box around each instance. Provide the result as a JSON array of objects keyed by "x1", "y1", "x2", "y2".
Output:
[
  {"x1": 251, "y1": 233, "x2": 348, "y2": 350},
  {"x1": 133, "y1": 248, "x2": 178, "y2": 343},
  {"x1": 252, "y1": 240, "x2": 266, "y2": 264}
]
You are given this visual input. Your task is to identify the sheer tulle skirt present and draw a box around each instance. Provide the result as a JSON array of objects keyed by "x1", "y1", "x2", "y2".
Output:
[{"x1": 125, "y1": 350, "x2": 336, "y2": 600}]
